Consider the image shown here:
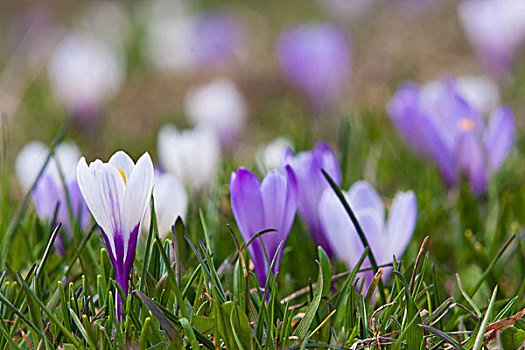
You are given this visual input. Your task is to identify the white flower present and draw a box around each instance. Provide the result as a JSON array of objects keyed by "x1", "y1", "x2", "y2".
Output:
[
  {"x1": 16, "y1": 141, "x2": 81, "y2": 191},
  {"x1": 184, "y1": 78, "x2": 247, "y2": 145},
  {"x1": 15, "y1": 141, "x2": 90, "y2": 241},
  {"x1": 143, "y1": 171, "x2": 188, "y2": 237},
  {"x1": 255, "y1": 137, "x2": 293, "y2": 172},
  {"x1": 48, "y1": 33, "x2": 124, "y2": 117},
  {"x1": 76, "y1": 151, "x2": 154, "y2": 297},
  {"x1": 157, "y1": 124, "x2": 221, "y2": 190}
]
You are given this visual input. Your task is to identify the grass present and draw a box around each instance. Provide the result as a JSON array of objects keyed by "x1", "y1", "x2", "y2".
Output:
[{"x1": 0, "y1": 112, "x2": 524, "y2": 349}]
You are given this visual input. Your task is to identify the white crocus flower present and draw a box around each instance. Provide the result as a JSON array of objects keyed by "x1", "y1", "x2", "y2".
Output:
[
  {"x1": 184, "y1": 77, "x2": 247, "y2": 145},
  {"x1": 255, "y1": 137, "x2": 294, "y2": 172},
  {"x1": 48, "y1": 33, "x2": 124, "y2": 119},
  {"x1": 143, "y1": 171, "x2": 188, "y2": 237},
  {"x1": 15, "y1": 141, "x2": 90, "y2": 252},
  {"x1": 157, "y1": 124, "x2": 221, "y2": 191},
  {"x1": 76, "y1": 151, "x2": 154, "y2": 314}
]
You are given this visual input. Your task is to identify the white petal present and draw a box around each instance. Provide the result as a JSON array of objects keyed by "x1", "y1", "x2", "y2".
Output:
[
  {"x1": 54, "y1": 141, "x2": 81, "y2": 181},
  {"x1": 77, "y1": 157, "x2": 125, "y2": 257},
  {"x1": 108, "y1": 150, "x2": 135, "y2": 179},
  {"x1": 16, "y1": 141, "x2": 50, "y2": 191},
  {"x1": 154, "y1": 172, "x2": 188, "y2": 236},
  {"x1": 122, "y1": 152, "x2": 154, "y2": 258}
]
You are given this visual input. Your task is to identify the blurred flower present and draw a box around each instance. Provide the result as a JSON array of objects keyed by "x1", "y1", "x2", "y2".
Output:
[
  {"x1": 142, "y1": 171, "x2": 188, "y2": 237},
  {"x1": 230, "y1": 167, "x2": 297, "y2": 287},
  {"x1": 277, "y1": 23, "x2": 351, "y2": 107},
  {"x1": 157, "y1": 124, "x2": 221, "y2": 191},
  {"x1": 184, "y1": 78, "x2": 247, "y2": 146},
  {"x1": 194, "y1": 11, "x2": 244, "y2": 67},
  {"x1": 143, "y1": 0, "x2": 244, "y2": 74},
  {"x1": 319, "y1": 181, "x2": 417, "y2": 283},
  {"x1": 15, "y1": 141, "x2": 89, "y2": 253},
  {"x1": 283, "y1": 142, "x2": 341, "y2": 256},
  {"x1": 256, "y1": 137, "x2": 294, "y2": 172},
  {"x1": 455, "y1": 75, "x2": 500, "y2": 116},
  {"x1": 47, "y1": 33, "x2": 125, "y2": 128},
  {"x1": 77, "y1": 151, "x2": 154, "y2": 316},
  {"x1": 388, "y1": 77, "x2": 515, "y2": 194},
  {"x1": 458, "y1": 0, "x2": 525, "y2": 75}
]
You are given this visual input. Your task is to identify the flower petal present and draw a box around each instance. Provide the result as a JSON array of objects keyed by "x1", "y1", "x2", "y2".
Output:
[
  {"x1": 109, "y1": 150, "x2": 135, "y2": 180},
  {"x1": 348, "y1": 180, "x2": 385, "y2": 221},
  {"x1": 153, "y1": 172, "x2": 188, "y2": 236},
  {"x1": 77, "y1": 157, "x2": 125, "y2": 259},
  {"x1": 15, "y1": 141, "x2": 50, "y2": 191},
  {"x1": 230, "y1": 168, "x2": 264, "y2": 242},
  {"x1": 122, "y1": 152, "x2": 154, "y2": 260},
  {"x1": 319, "y1": 188, "x2": 363, "y2": 268},
  {"x1": 456, "y1": 130, "x2": 488, "y2": 194},
  {"x1": 484, "y1": 106, "x2": 515, "y2": 172},
  {"x1": 385, "y1": 191, "x2": 417, "y2": 262}
]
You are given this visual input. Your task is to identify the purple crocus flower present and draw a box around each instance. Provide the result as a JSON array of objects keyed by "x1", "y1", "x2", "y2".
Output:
[
  {"x1": 277, "y1": 23, "x2": 351, "y2": 107},
  {"x1": 388, "y1": 77, "x2": 515, "y2": 194},
  {"x1": 319, "y1": 181, "x2": 417, "y2": 284},
  {"x1": 194, "y1": 11, "x2": 244, "y2": 67},
  {"x1": 77, "y1": 151, "x2": 154, "y2": 316},
  {"x1": 283, "y1": 142, "x2": 341, "y2": 256},
  {"x1": 230, "y1": 167, "x2": 298, "y2": 288},
  {"x1": 15, "y1": 141, "x2": 90, "y2": 253},
  {"x1": 458, "y1": 0, "x2": 525, "y2": 75}
]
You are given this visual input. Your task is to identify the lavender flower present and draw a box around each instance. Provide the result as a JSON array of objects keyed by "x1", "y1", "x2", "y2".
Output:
[
  {"x1": 458, "y1": 0, "x2": 525, "y2": 75},
  {"x1": 388, "y1": 77, "x2": 515, "y2": 194},
  {"x1": 277, "y1": 23, "x2": 351, "y2": 106},
  {"x1": 230, "y1": 167, "x2": 298, "y2": 287},
  {"x1": 76, "y1": 151, "x2": 154, "y2": 315},
  {"x1": 283, "y1": 142, "x2": 341, "y2": 256},
  {"x1": 319, "y1": 181, "x2": 417, "y2": 284},
  {"x1": 16, "y1": 141, "x2": 90, "y2": 253},
  {"x1": 255, "y1": 137, "x2": 294, "y2": 172}
]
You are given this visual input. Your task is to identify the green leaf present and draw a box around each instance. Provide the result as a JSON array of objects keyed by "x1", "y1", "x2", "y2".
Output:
[
  {"x1": 499, "y1": 326, "x2": 525, "y2": 350},
  {"x1": 134, "y1": 290, "x2": 178, "y2": 341},
  {"x1": 317, "y1": 247, "x2": 332, "y2": 298},
  {"x1": 473, "y1": 286, "x2": 498, "y2": 350},
  {"x1": 230, "y1": 303, "x2": 254, "y2": 350},
  {"x1": 291, "y1": 261, "x2": 323, "y2": 346}
]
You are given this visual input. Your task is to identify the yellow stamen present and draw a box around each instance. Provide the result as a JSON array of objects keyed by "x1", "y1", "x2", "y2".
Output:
[
  {"x1": 118, "y1": 168, "x2": 127, "y2": 186},
  {"x1": 457, "y1": 118, "x2": 476, "y2": 131}
]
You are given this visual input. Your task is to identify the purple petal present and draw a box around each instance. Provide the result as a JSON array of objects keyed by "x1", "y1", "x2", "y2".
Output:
[
  {"x1": 277, "y1": 23, "x2": 351, "y2": 104},
  {"x1": 484, "y1": 106, "x2": 515, "y2": 172},
  {"x1": 456, "y1": 130, "x2": 488, "y2": 194}
]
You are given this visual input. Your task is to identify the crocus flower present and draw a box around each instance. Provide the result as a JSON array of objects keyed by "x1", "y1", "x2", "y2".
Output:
[
  {"x1": 157, "y1": 124, "x2": 221, "y2": 191},
  {"x1": 388, "y1": 77, "x2": 515, "y2": 194},
  {"x1": 319, "y1": 181, "x2": 417, "y2": 284},
  {"x1": 142, "y1": 171, "x2": 188, "y2": 237},
  {"x1": 184, "y1": 78, "x2": 247, "y2": 146},
  {"x1": 255, "y1": 137, "x2": 294, "y2": 172},
  {"x1": 15, "y1": 141, "x2": 90, "y2": 253},
  {"x1": 76, "y1": 151, "x2": 154, "y2": 314},
  {"x1": 230, "y1": 167, "x2": 298, "y2": 287},
  {"x1": 47, "y1": 33, "x2": 124, "y2": 128},
  {"x1": 193, "y1": 11, "x2": 244, "y2": 67},
  {"x1": 277, "y1": 23, "x2": 351, "y2": 107},
  {"x1": 283, "y1": 142, "x2": 341, "y2": 256},
  {"x1": 458, "y1": 0, "x2": 525, "y2": 75},
  {"x1": 455, "y1": 75, "x2": 500, "y2": 116}
]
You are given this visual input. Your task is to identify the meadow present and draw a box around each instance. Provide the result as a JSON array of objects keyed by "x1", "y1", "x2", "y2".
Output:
[{"x1": 1, "y1": 0, "x2": 525, "y2": 348}]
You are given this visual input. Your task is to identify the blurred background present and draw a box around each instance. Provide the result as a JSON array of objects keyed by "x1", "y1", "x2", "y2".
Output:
[{"x1": 3, "y1": 0, "x2": 525, "y2": 298}]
